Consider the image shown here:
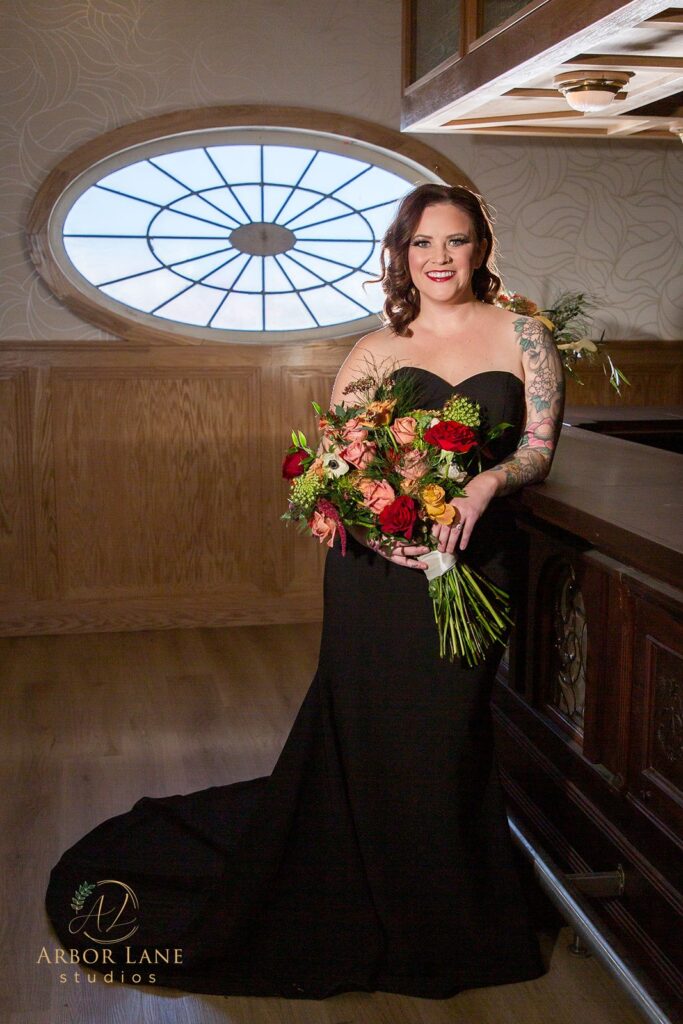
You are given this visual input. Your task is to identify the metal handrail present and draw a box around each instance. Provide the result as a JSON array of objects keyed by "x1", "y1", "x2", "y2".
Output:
[{"x1": 507, "y1": 811, "x2": 676, "y2": 1024}]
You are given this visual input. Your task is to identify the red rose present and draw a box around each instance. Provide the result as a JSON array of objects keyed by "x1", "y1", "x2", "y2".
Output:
[
  {"x1": 423, "y1": 420, "x2": 477, "y2": 452},
  {"x1": 282, "y1": 448, "x2": 308, "y2": 479},
  {"x1": 378, "y1": 495, "x2": 418, "y2": 539}
]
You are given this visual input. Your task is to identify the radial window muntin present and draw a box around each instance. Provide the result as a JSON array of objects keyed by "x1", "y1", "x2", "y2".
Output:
[{"x1": 48, "y1": 127, "x2": 444, "y2": 343}]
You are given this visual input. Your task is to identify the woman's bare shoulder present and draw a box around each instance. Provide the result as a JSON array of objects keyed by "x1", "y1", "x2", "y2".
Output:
[
  {"x1": 479, "y1": 303, "x2": 520, "y2": 327},
  {"x1": 479, "y1": 303, "x2": 541, "y2": 350},
  {"x1": 329, "y1": 327, "x2": 399, "y2": 407},
  {"x1": 340, "y1": 326, "x2": 399, "y2": 372}
]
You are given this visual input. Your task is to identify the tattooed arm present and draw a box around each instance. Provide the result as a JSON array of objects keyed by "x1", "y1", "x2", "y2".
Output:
[
  {"x1": 486, "y1": 316, "x2": 565, "y2": 496},
  {"x1": 434, "y1": 317, "x2": 565, "y2": 554}
]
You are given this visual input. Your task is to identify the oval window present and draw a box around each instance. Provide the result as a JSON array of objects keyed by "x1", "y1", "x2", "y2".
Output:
[{"x1": 45, "y1": 126, "x2": 445, "y2": 343}]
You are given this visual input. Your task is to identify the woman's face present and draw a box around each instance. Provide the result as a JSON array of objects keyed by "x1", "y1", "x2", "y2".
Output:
[{"x1": 407, "y1": 202, "x2": 486, "y2": 304}]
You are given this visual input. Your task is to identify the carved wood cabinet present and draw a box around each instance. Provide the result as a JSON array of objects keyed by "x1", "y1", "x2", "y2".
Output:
[{"x1": 493, "y1": 512, "x2": 683, "y2": 1016}]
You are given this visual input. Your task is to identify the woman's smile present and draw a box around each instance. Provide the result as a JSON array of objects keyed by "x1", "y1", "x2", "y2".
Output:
[{"x1": 425, "y1": 270, "x2": 456, "y2": 282}]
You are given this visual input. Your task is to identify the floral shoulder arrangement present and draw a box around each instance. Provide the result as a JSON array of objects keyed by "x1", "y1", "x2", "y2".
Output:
[
  {"x1": 281, "y1": 360, "x2": 514, "y2": 667},
  {"x1": 495, "y1": 289, "x2": 629, "y2": 394}
]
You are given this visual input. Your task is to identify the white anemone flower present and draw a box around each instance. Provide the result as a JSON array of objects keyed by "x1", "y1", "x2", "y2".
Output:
[{"x1": 322, "y1": 451, "x2": 350, "y2": 477}]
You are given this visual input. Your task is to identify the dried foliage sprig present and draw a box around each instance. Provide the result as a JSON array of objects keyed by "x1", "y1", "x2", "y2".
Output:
[{"x1": 495, "y1": 289, "x2": 630, "y2": 394}]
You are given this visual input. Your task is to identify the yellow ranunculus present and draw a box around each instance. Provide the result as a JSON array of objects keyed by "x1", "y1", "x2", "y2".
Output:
[
  {"x1": 424, "y1": 501, "x2": 444, "y2": 518},
  {"x1": 432, "y1": 504, "x2": 457, "y2": 526},
  {"x1": 421, "y1": 482, "x2": 455, "y2": 521},
  {"x1": 420, "y1": 483, "x2": 446, "y2": 506}
]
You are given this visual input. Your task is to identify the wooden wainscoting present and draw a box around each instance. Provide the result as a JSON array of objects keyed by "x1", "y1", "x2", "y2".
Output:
[
  {"x1": 0, "y1": 339, "x2": 357, "y2": 636},
  {"x1": 564, "y1": 339, "x2": 683, "y2": 406},
  {"x1": 0, "y1": 338, "x2": 680, "y2": 637}
]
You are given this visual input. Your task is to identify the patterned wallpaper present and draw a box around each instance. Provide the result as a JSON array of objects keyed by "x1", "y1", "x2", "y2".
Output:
[{"x1": 1, "y1": 0, "x2": 681, "y2": 341}]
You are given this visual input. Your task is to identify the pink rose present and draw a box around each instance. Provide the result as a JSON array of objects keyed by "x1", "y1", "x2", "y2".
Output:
[
  {"x1": 340, "y1": 416, "x2": 369, "y2": 444},
  {"x1": 357, "y1": 477, "x2": 396, "y2": 513},
  {"x1": 341, "y1": 440, "x2": 378, "y2": 470},
  {"x1": 390, "y1": 416, "x2": 418, "y2": 445},
  {"x1": 527, "y1": 418, "x2": 555, "y2": 448},
  {"x1": 309, "y1": 510, "x2": 337, "y2": 547},
  {"x1": 397, "y1": 449, "x2": 430, "y2": 481}
]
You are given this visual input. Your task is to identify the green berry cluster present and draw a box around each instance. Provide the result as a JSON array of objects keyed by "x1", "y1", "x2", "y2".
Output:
[
  {"x1": 289, "y1": 472, "x2": 324, "y2": 516},
  {"x1": 442, "y1": 394, "x2": 480, "y2": 428}
]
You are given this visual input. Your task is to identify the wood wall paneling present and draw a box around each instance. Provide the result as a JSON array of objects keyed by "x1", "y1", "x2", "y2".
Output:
[
  {"x1": 51, "y1": 366, "x2": 262, "y2": 599},
  {"x1": 0, "y1": 370, "x2": 34, "y2": 600},
  {"x1": 0, "y1": 341, "x2": 357, "y2": 635},
  {"x1": 564, "y1": 340, "x2": 683, "y2": 407},
  {"x1": 0, "y1": 338, "x2": 680, "y2": 637}
]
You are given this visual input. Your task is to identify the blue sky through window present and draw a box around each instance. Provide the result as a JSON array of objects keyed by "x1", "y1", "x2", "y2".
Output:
[{"x1": 61, "y1": 141, "x2": 419, "y2": 335}]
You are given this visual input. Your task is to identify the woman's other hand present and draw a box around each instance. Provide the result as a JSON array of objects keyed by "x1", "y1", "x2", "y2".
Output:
[
  {"x1": 348, "y1": 524, "x2": 430, "y2": 570},
  {"x1": 431, "y1": 472, "x2": 500, "y2": 553}
]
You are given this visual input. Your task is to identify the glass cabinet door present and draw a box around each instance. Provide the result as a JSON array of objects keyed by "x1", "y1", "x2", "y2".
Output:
[
  {"x1": 413, "y1": 0, "x2": 462, "y2": 81},
  {"x1": 480, "y1": 0, "x2": 531, "y2": 37}
]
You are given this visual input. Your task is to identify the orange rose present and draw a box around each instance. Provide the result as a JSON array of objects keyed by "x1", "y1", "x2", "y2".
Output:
[
  {"x1": 358, "y1": 399, "x2": 396, "y2": 427},
  {"x1": 390, "y1": 416, "x2": 418, "y2": 445},
  {"x1": 309, "y1": 510, "x2": 337, "y2": 547},
  {"x1": 357, "y1": 477, "x2": 396, "y2": 513}
]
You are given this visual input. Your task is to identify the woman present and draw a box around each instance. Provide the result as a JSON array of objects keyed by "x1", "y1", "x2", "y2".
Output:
[
  {"x1": 45, "y1": 183, "x2": 564, "y2": 1001},
  {"x1": 337, "y1": 182, "x2": 564, "y2": 568}
]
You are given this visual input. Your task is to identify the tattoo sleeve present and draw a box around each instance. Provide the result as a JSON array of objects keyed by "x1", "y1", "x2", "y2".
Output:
[{"x1": 488, "y1": 317, "x2": 565, "y2": 496}]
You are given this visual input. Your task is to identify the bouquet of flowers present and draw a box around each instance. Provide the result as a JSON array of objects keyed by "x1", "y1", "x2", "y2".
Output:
[
  {"x1": 495, "y1": 289, "x2": 629, "y2": 394},
  {"x1": 281, "y1": 361, "x2": 514, "y2": 667}
]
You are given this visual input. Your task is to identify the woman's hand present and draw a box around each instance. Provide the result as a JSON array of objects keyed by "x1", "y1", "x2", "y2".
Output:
[
  {"x1": 348, "y1": 524, "x2": 430, "y2": 570},
  {"x1": 431, "y1": 472, "x2": 500, "y2": 554}
]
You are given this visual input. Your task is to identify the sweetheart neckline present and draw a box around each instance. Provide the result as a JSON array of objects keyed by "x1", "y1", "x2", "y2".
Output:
[{"x1": 395, "y1": 366, "x2": 525, "y2": 392}]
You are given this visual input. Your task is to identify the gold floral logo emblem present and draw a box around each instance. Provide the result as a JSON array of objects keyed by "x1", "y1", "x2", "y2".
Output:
[{"x1": 68, "y1": 880, "x2": 140, "y2": 945}]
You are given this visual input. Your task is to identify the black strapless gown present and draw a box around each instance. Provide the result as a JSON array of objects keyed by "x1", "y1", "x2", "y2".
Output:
[{"x1": 44, "y1": 368, "x2": 547, "y2": 999}]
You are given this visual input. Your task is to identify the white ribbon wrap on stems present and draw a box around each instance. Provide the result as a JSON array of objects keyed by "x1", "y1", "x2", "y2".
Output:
[{"x1": 421, "y1": 549, "x2": 457, "y2": 581}]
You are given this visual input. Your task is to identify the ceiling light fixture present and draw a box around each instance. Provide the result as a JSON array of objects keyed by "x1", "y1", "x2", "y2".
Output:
[{"x1": 554, "y1": 71, "x2": 634, "y2": 113}]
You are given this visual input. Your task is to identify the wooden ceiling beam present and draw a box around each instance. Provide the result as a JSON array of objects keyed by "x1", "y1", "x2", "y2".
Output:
[
  {"x1": 442, "y1": 123, "x2": 673, "y2": 137},
  {"x1": 563, "y1": 52, "x2": 683, "y2": 70},
  {"x1": 639, "y1": 8, "x2": 683, "y2": 27},
  {"x1": 443, "y1": 109, "x2": 581, "y2": 127},
  {"x1": 446, "y1": 125, "x2": 613, "y2": 134}
]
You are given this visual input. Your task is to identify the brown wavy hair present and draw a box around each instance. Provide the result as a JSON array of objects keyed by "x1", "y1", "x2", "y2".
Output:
[{"x1": 371, "y1": 183, "x2": 502, "y2": 337}]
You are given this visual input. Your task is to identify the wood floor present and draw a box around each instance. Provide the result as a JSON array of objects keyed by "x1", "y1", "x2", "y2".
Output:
[{"x1": 1, "y1": 624, "x2": 648, "y2": 1024}]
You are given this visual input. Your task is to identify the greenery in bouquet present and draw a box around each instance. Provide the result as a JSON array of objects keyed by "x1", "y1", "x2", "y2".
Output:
[
  {"x1": 281, "y1": 359, "x2": 514, "y2": 666},
  {"x1": 495, "y1": 289, "x2": 629, "y2": 394}
]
